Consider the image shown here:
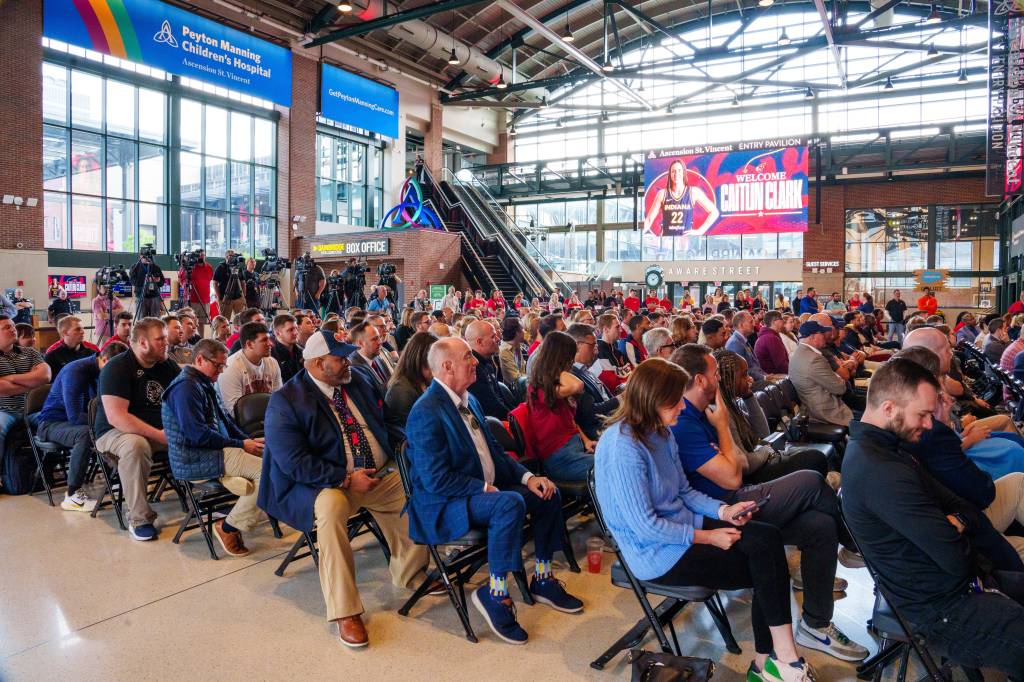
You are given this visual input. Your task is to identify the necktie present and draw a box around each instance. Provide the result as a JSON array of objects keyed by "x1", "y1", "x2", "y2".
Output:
[
  {"x1": 371, "y1": 358, "x2": 388, "y2": 385},
  {"x1": 332, "y1": 388, "x2": 374, "y2": 470},
  {"x1": 458, "y1": 405, "x2": 481, "y2": 433}
]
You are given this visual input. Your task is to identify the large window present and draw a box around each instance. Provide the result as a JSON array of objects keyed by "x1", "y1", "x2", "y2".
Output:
[
  {"x1": 43, "y1": 62, "x2": 168, "y2": 252},
  {"x1": 316, "y1": 130, "x2": 384, "y2": 228},
  {"x1": 845, "y1": 207, "x2": 929, "y2": 272}
]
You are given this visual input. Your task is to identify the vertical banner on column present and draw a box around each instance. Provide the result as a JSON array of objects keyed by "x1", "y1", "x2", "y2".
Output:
[
  {"x1": 989, "y1": 0, "x2": 1024, "y2": 196},
  {"x1": 1008, "y1": 17, "x2": 1024, "y2": 195}
]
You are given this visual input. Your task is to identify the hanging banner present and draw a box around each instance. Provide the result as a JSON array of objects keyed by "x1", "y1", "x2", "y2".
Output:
[
  {"x1": 43, "y1": 0, "x2": 292, "y2": 106},
  {"x1": 320, "y1": 63, "x2": 399, "y2": 138},
  {"x1": 987, "y1": 0, "x2": 1024, "y2": 196},
  {"x1": 48, "y1": 274, "x2": 87, "y2": 299},
  {"x1": 643, "y1": 139, "x2": 809, "y2": 237}
]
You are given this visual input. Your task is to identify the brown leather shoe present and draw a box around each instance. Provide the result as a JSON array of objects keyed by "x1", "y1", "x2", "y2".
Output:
[
  {"x1": 336, "y1": 615, "x2": 369, "y2": 648},
  {"x1": 213, "y1": 520, "x2": 251, "y2": 557}
]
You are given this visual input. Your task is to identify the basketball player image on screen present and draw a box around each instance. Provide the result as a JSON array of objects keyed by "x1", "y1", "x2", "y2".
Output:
[{"x1": 644, "y1": 159, "x2": 720, "y2": 236}]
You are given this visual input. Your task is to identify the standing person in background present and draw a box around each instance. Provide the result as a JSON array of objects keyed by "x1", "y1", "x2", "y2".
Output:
[
  {"x1": 774, "y1": 292, "x2": 788, "y2": 311},
  {"x1": 858, "y1": 293, "x2": 876, "y2": 315},
  {"x1": 1008, "y1": 291, "x2": 1024, "y2": 316},
  {"x1": 798, "y1": 287, "x2": 820, "y2": 315},
  {"x1": 92, "y1": 284, "x2": 125, "y2": 347},
  {"x1": 885, "y1": 289, "x2": 908, "y2": 345},
  {"x1": 10, "y1": 288, "x2": 32, "y2": 325},
  {"x1": 643, "y1": 290, "x2": 661, "y2": 312},
  {"x1": 441, "y1": 287, "x2": 461, "y2": 313},
  {"x1": 411, "y1": 290, "x2": 430, "y2": 313},
  {"x1": 917, "y1": 287, "x2": 939, "y2": 316},
  {"x1": 680, "y1": 290, "x2": 696, "y2": 311},
  {"x1": 243, "y1": 258, "x2": 262, "y2": 312},
  {"x1": 177, "y1": 249, "x2": 213, "y2": 337},
  {"x1": 129, "y1": 249, "x2": 165, "y2": 319},
  {"x1": 48, "y1": 287, "x2": 73, "y2": 322},
  {"x1": 824, "y1": 292, "x2": 846, "y2": 314}
]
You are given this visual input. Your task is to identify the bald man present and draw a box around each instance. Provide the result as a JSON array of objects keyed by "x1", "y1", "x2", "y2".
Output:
[
  {"x1": 404, "y1": 337, "x2": 581, "y2": 644},
  {"x1": 428, "y1": 322, "x2": 451, "y2": 338},
  {"x1": 465, "y1": 320, "x2": 515, "y2": 420}
]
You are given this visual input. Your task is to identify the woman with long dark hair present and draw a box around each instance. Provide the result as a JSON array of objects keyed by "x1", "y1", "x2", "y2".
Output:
[
  {"x1": 594, "y1": 359, "x2": 815, "y2": 682},
  {"x1": 526, "y1": 330, "x2": 595, "y2": 481},
  {"x1": 643, "y1": 159, "x2": 720, "y2": 235},
  {"x1": 384, "y1": 331, "x2": 438, "y2": 435}
]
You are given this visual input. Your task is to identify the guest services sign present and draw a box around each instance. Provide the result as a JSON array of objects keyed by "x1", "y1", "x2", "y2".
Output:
[{"x1": 43, "y1": 0, "x2": 292, "y2": 106}]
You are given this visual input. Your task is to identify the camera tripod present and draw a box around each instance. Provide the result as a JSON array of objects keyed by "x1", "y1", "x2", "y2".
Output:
[
  {"x1": 178, "y1": 266, "x2": 209, "y2": 326},
  {"x1": 257, "y1": 275, "x2": 283, "y2": 319},
  {"x1": 134, "y1": 260, "x2": 168, "y2": 321},
  {"x1": 322, "y1": 286, "x2": 345, "y2": 318}
]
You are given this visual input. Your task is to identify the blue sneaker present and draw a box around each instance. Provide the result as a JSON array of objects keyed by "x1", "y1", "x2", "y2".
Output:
[
  {"x1": 471, "y1": 585, "x2": 528, "y2": 645},
  {"x1": 129, "y1": 523, "x2": 158, "y2": 542},
  {"x1": 529, "y1": 575, "x2": 584, "y2": 613}
]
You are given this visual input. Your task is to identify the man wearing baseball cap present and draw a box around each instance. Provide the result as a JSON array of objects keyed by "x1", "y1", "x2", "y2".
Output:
[
  {"x1": 788, "y1": 320, "x2": 854, "y2": 426},
  {"x1": 258, "y1": 330, "x2": 430, "y2": 648}
]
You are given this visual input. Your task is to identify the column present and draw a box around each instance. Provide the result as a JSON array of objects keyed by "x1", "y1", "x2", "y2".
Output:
[{"x1": 423, "y1": 99, "x2": 443, "y2": 177}]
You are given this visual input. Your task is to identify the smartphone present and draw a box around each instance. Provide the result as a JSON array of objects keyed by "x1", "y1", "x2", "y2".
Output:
[
  {"x1": 732, "y1": 493, "x2": 771, "y2": 521},
  {"x1": 371, "y1": 466, "x2": 395, "y2": 479}
]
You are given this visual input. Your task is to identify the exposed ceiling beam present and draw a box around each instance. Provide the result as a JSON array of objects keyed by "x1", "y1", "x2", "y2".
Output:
[
  {"x1": 304, "y1": 0, "x2": 488, "y2": 47},
  {"x1": 306, "y1": 2, "x2": 339, "y2": 34},
  {"x1": 812, "y1": 0, "x2": 848, "y2": 87},
  {"x1": 851, "y1": 0, "x2": 904, "y2": 29}
]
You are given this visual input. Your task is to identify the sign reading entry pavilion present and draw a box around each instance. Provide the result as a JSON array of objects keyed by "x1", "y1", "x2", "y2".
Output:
[{"x1": 622, "y1": 259, "x2": 803, "y2": 282}]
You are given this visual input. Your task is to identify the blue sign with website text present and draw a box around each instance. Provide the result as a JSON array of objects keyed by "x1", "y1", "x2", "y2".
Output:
[
  {"x1": 43, "y1": 0, "x2": 292, "y2": 106},
  {"x1": 321, "y1": 63, "x2": 399, "y2": 138}
]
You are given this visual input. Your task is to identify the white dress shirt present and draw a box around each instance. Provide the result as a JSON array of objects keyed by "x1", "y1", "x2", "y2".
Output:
[
  {"x1": 436, "y1": 379, "x2": 533, "y2": 489},
  {"x1": 310, "y1": 374, "x2": 387, "y2": 473}
]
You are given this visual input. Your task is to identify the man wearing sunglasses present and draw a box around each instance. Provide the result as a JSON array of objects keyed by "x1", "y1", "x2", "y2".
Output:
[
  {"x1": 567, "y1": 323, "x2": 619, "y2": 441},
  {"x1": 642, "y1": 327, "x2": 679, "y2": 360}
]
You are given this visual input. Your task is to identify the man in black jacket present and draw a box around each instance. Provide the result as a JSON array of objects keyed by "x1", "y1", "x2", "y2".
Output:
[
  {"x1": 843, "y1": 358, "x2": 1024, "y2": 678},
  {"x1": 566, "y1": 323, "x2": 617, "y2": 440},
  {"x1": 270, "y1": 313, "x2": 304, "y2": 383},
  {"x1": 465, "y1": 320, "x2": 515, "y2": 420}
]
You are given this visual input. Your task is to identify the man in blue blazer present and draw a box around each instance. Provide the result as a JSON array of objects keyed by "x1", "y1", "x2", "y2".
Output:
[
  {"x1": 405, "y1": 337, "x2": 584, "y2": 645},
  {"x1": 259, "y1": 330, "x2": 428, "y2": 648}
]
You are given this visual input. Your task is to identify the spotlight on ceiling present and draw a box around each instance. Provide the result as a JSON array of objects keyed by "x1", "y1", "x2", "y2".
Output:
[
  {"x1": 563, "y1": 28, "x2": 574, "y2": 43},
  {"x1": 883, "y1": 76, "x2": 894, "y2": 90},
  {"x1": 804, "y1": 86, "x2": 815, "y2": 100},
  {"x1": 337, "y1": 1, "x2": 353, "y2": 12},
  {"x1": 758, "y1": 0, "x2": 774, "y2": 7},
  {"x1": 778, "y1": 29, "x2": 791, "y2": 46},
  {"x1": 731, "y1": 96, "x2": 740, "y2": 107},
  {"x1": 602, "y1": 59, "x2": 614, "y2": 72},
  {"x1": 447, "y1": 48, "x2": 460, "y2": 65}
]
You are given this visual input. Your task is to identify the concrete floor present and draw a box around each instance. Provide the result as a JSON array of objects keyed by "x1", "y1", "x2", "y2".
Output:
[{"x1": 0, "y1": 486, "x2": 995, "y2": 681}]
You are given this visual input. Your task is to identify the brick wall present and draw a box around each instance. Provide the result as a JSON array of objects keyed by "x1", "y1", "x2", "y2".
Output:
[
  {"x1": 287, "y1": 55, "x2": 318, "y2": 259},
  {"x1": 0, "y1": 0, "x2": 43, "y2": 251}
]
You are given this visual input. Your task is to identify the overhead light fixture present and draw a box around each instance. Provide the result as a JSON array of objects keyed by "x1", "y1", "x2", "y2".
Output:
[
  {"x1": 337, "y1": 1, "x2": 353, "y2": 12},
  {"x1": 883, "y1": 76, "x2": 894, "y2": 90},
  {"x1": 601, "y1": 111, "x2": 610, "y2": 122},
  {"x1": 926, "y1": 4, "x2": 941, "y2": 23},
  {"x1": 666, "y1": 104, "x2": 674, "y2": 114},
  {"x1": 563, "y1": 8, "x2": 574, "y2": 43},
  {"x1": 731, "y1": 96, "x2": 740, "y2": 107},
  {"x1": 509, "y1": 125, "x2": 517, "y2": 137},
  {"x1": 447, "y1": 48, "x2": 460, "y2": 65},
  {"x1": 556, "y1": 118, "x2": 563, "y2": 128},
  {"x1": 927, "y1": 42, "x2": 938, "y2": 56},
  {"x1": 778, "y1": 29, "x2": 791, "y2": 46},
  {"x1": 602, "y1": 59, "x2": 614, "y2": 72},
  {"x1": 758, "y1": 0, "x2": 774, "y2": 7},
  {"x1": 804, "y1": 87, "x2": 815, "y2": 100},
  {"x1": 958, "y1": 68, "x2": 968, "y2": 83},
  {"x1": 496, "y1": 73, "x2": 507, "y2": 89}
]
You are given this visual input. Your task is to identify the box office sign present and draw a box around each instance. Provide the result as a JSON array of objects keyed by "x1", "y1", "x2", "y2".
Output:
[
  {"x1": 311, "y1": 239, "x2": 390, "y2": 258},
  {"x1": 622, "y1": 259, "x2": 803, "y2": 282}
]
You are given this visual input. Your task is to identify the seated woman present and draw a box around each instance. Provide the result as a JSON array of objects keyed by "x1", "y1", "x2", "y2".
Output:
[
  {"x1": 595, "y1": 359, "x2": 818, "y2": 682},
  {"x1": 384, "y1": 331, "x2": 438, "y2": 440},
  {"x1": 527, "y1": 330, "x2": 596, "y2": 481}
]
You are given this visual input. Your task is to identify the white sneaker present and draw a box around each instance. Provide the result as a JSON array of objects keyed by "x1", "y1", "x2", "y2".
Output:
[
  {"x1": 61, "y1": 490, "x2": 98, "y2": 512},
  {"x1": 762, "y1": 656, "x2": 817, "y2": 682},
  {"x1": 795, "y1": 620, "x2": 869, "y2": 661}
]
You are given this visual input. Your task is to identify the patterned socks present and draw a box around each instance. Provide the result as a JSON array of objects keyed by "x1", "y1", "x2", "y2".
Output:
[
  {"x1": 489, "y1": 574, "x2": 508, "y2": 598},
  {"x1": 535, "y1": 558, "x2": 553, "y2": 580}
]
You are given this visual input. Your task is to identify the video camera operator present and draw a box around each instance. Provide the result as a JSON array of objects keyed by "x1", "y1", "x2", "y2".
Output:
[
  {"x1": 243, "y1": 257, "x2": 261, "y2": 311},
  {"x1": 376, "y1": 262, "x2": 401, "y2": 305},
  {"x1": 293, "y1": 252, "x2": 325, "y2": 312},
  {"x1": 341, "y1": 258, "x2": 368, "y2": 310},
  {"x1": 322, "y1": 270, "x2": 345, "y2": 317},
  {"x1": 176, "y1": 248, "x2": 213, "y2": 336},
  {"x1": 213, "y1": 249, "x2": 246, "y2": 321},
  {"x1": 129, "y1": 245, "x2": 165, "y2": 318}
]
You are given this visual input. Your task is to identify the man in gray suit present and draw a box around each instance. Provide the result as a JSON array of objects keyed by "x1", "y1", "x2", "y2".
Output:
[{"x1": 789, "y1": 320, "x2": 853, "y2": 426}]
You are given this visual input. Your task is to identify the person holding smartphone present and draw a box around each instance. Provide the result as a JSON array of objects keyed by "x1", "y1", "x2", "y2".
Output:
[{"x1": 668, "y1": 344, "x2": 869, "y2": 664}]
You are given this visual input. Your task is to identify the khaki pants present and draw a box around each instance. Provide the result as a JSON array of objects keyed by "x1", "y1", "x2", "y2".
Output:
[
  {"x1": 985, "y1": 472, "x2": 1024, "y2": 559},
  {"x1": 976, "y1": 414, "x2": 1022, "y2": 437},
  {"x1": 220, "y1": 297, "x2": 246, "y2": 321},
  {"x1": 220, "y1": 447, "x2": 263, "y2": 531},
  {"x1": 313, "y1": 472, "x2": 428, "y2": 621},
  {"x1": 95, "y1": 429, "x2": 165, "y2": 526}
]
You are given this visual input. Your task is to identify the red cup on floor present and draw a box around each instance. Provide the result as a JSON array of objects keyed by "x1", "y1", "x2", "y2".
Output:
[{"x1": 586, "y1": 537, "x2": 604, "y2": 573}]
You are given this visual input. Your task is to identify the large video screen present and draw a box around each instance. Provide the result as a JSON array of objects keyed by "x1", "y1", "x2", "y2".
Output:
[{"x1": 643, "y1": 139, "x2": 809, "y2": 237}]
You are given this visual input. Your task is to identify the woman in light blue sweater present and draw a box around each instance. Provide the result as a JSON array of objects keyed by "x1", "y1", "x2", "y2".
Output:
[{"x1": 594, "y1": 358, "x2": 815, "y2": 682}]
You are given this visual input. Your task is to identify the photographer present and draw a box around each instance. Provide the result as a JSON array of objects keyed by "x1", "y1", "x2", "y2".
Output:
[
  {"x1": 177, "y1": 248, "x2": 213, "y2": 336},
  {"x1": 213, "y1": 249, "x2": 246, "y2": 321},
  {"x1": 244, "y1": 258, "x2": 261, "y2": 311},
  {"x1": 341, "y1": 258, "x2": 367, "y2": 310},
  {"x1": 129, "y1": 246, "x2": 165, "y2": 319},
  {"x1": 293, "y1": 253, "x2": 325, "y2": 311}
]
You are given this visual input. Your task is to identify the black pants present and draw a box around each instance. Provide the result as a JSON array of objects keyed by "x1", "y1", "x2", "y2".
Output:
[
  {"x1": 744, "y1": 447, "x2": 829, "y2": 484},
  {"x1": 652, "y1": 519, "x2": 790, "y2": 654},
  {"x1": 38, "y1": 421, "x2": 91, "y2": 494},
  {"x1": 725, "y1": 470, "x2": 842, "y2": 629},
  {"x1": 914, "y1": 590, "x2": 1024, "y2": 677}
]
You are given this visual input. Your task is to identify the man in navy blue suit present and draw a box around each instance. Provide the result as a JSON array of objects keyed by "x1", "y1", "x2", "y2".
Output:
[
  {"x1": 259, "y1": 330, "x2": 429, "y2": 648},
  {"x1": 404, "y1": 337, "x2": 584, "y2": 645}
]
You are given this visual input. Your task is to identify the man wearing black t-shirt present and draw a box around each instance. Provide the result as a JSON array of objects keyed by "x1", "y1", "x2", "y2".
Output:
[
  {"x1": 213, "y1": 250, "x2": 247, "y2": 322},
  {"x1": 129, "y1": 251, "x2": 165, "y2": 319},
  {"x1": 884, "y1": 289, "x2": 908, "y2": 345},
  {"x1": 93, "y1": 317, "x2": 181, "y2": 542}
]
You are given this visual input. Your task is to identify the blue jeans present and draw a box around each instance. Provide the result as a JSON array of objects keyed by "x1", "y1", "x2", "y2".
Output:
[
  {"x1": 887, "y1": 322, "x2": 905, "y2": 344},
  {"x1": 913, "y1": 590, "x2": 1024, "y2": 676},
  {"x1": 0, "y1": 410, "x2": 19, "y2": 461},
  {"x1": 544, "y1": 434, "x2": 594, "y2": 482},
  {"x1": 466, "y1": 484, "x2": 563, "y2": 575}
]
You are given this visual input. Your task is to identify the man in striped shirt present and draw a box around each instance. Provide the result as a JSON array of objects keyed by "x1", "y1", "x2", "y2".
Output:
[{"x1": 0, "y1": 315, "x2": 51, "y2": 465}]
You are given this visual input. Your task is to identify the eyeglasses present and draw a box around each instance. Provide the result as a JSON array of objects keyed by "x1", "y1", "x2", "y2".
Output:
[
  {"x1": 660, "y1": 342, "x2": 680, "y2": 352},
  {"x1": 578, "y1": 340, "x2": 596, "y2": 347}
]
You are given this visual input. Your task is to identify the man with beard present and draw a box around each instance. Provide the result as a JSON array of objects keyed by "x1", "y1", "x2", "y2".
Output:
[{"x1": 842, "y1": 358, "x2": 1024, "y2": 678}]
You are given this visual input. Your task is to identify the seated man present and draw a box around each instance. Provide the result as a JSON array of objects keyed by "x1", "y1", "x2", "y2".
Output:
[
  {"x1": 294, "y1": 312, "x2": 317, "y2": 347},
  {"x1": 162, "y1": 339, "x2": 265, "y2": 557},
  {"x1": 93, "y1": 317, "x2": 180, "y2": 541},
  {"x1": 162, "y1": 314, "x2": 194, "y2": 365},
  {"x1": 590, "y1": 313, "x2": 628, "y2": 394},
  {"x1": 567, "y1": 323, "x2": 618, "y2": 441},
  {"x1": 44, "y1": 316, "x2": 97, "y2": 379},
  {"x1": 754, "y1": 310, "x2": 790, "y2": 375},
  {"x1": 984, "y1": 318, "x2": 1010, "y2": 365},
  {"x1": 217, "y1": 321, "x2": 282, "y2": 414},
  {"x1": 669, "y1": 344, "x2": 868, "y2": 662},
  {"x1": 38, "y1": 341, "x2": 127, "y2": 511},
  {"x1": 789, "y1": 320, "x2": 854, "y2": 426},
  {"x1": 100, "y1": 312, "x2": 133, "y2": 351},
  {"x1": 843, "y1": 359, "x2": 1024, "y2": 677},
  {"x1": 465, "y1": 320, "x2": 516, "y2": 420},
  {"x1": 177, "y1": 309, "x2": 202, "y2": 346},
  {"x1": 270, "y1": 313, "x2": 304, "y2": 384},
  {"x1": 724, "y1": 311, "x2": 767, "y2": 383},
  {"x1": 699, "y1": 317, "x2": 728, "y2": 350},
  {"x1": 16, "y1": 324, "x2": 36, "y2": 349},
  {"x1": 641, "y1": 326, "x2": 677, "y2": 360},
  {"x1": 347, "y1": 321, "x2": 390, "y2": 396},
  {"x1": 259, "y1": 331, "x2": 429, "y2": 647},
  {"x1": 225, "y1": 308, "x2": 266, "y2": 354},
  {"x1": 405, "y1": 337, "x2": 583, "y2": 645},
  {"x1": 0, "y1": 315, "x2": 50, "y2": 461}
]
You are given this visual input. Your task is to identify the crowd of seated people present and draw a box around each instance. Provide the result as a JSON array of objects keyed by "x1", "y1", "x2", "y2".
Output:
[{"x1": 12, "y1": 281, "x2": 1024, "y2": 678}]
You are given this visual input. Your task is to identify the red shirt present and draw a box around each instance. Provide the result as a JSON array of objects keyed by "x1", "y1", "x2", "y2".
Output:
[
  {"x1": 486, "y1": 298, "x2": 504, "y2": 310},
  {"x1": 225, "y1": 332, "x2": 240, "y2": 349},
  {"x1": 527, "y1": 339, "x2": 541, "y2": 356},
  {"x1": 1009, "y1": 301, "x2": 1024, "y2": 316},
  {"x1": 917, "y1": 295, "x2": 938, "y2": 315},
  {"x1": 659, "y1": 297, "x2": 672, "y2": 311},
  {"x1": 179, "y1": 262, "x2": 213, "y2": 304},
  {"x1": 468, "y1": 298, "x2": 487, "y2": 312},
  {"x1": 644, "y1": 296, "x2": 660, "y2": 310},
  {"x1": 529, "y1": 388, "x2": 578, "y2": 460},
  {"x1": 623, "y1": 296, "x2": 641, "y2": 313},
  {"x1": 100, "y1": 334, "x2": 129, "y2": 351}
]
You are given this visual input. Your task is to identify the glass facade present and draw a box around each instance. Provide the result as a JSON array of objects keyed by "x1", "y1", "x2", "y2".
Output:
[{"x1": 316, "y1": 130, "x2": 385, "y2": 228}]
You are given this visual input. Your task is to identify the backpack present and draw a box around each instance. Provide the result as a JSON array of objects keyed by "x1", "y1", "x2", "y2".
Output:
[{"x1": 1, "y1": 424, "x2": 36, "y2": 495}]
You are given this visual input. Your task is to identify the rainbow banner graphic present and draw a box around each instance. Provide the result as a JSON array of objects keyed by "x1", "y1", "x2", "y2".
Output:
[{"x1": 44, "y1": 0, "x2": 292, "y2": 106}]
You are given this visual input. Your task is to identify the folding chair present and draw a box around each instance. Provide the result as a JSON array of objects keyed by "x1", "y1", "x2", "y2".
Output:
[
  {"x1": 172, "y1": 479, "x2": 240, "y2": 560},
  {"x1": 274, "y1": 509, "x2": 393, "y2": 577},
  {"x1": 587, "y1": 470, "x2": 741, "y2": 671},
  {"x1": 233, "y1": 392, "x2": 270, "y2": 439},
  {"x1": 395, "y1": 442, "x2": 533, "y2": 643},
  {"x1": 24, "y1": 384, "x2": 70, "y2": 506}
]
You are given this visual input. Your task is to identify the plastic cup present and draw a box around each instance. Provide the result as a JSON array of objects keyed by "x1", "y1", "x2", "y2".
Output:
[{"x1": 586, "y1": 536, "x2": 604, "y2": 573}]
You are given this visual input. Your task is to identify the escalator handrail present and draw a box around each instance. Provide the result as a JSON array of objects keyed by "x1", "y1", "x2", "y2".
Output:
[{"x1": 419, "y1": 190, "x2": 500, "y2": 294}]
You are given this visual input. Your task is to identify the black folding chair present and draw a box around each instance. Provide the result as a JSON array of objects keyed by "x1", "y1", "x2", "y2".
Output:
[
  {"x1": 587, "y1": 470, "x2": 740, "y2": 671},
  {"x1": 274, "y1": 509, "x2": 392, "y2": 576},
  {"x1": 24, "y1": 384, "x2": 70, "y2": 506},
  {"x1": 172, "y1": 479, "x2": 240, "y2": 560},
  {"x1": 395, "y1": 442, "x2": 533, "y2": 643},
  {"x1": 233, "y1": 392, "x2": 270, "y2": 439}
]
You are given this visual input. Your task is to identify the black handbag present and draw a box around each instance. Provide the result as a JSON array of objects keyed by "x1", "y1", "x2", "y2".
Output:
[{"x1": 629, "y1": 650, "x2": 715, "y2": 682}]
